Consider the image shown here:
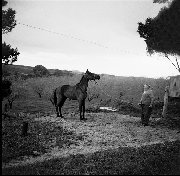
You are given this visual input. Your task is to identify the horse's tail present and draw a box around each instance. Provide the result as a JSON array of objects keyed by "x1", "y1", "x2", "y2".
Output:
[{"x1": 50, "y1": 89, "x2": 57, "y2": 106}]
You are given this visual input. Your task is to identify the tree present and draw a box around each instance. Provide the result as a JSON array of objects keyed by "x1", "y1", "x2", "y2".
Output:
[
  {"x1": 2, "y1": 0, "x2": 16, "y2": 34},
  {"x1": 6, "y1": 85, "x2": 28, "y2": 109},
  {"x1": 2, "y1": 42, "x2": 20, "y2": 64},
  {"x1": 30, "y1": 80, "x2": 46, "y2": 98},
  {"x1": 33, "y1": 65, "x2": 50, "y2": 77},
  {"x1": 7, "y1": 92, "x2": 19, "y2": 109},
  {"x1": 31, "y1": 84, "x2": 44, "y2": 98},
  {"x1": 153, "y1": 0, "x2": 171, "y2": 3},
  {"x1": 137, "y1": 0, "x2": 180, "y2": 72},
  {"x1": 2, "y1": 0, "x2": 20, "y2": 64}
]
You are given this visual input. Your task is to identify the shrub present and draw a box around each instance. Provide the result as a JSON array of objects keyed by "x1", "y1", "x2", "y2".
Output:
[
  {"x1": 33, "y1": 65, "x2": 50, "y2": 77},
  {"x1": 30, "y1": 83, "x2": 45, "y2": 98}
]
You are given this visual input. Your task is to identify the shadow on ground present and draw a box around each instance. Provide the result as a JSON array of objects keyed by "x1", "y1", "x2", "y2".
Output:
[{"x1": 2, "y1": 140, "x2": 180, "y2": 175}]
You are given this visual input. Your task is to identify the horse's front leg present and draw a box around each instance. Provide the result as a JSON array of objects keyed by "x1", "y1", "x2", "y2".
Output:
[
  {"x1": 82, "y1": 99, "x2": 86, "y2": 120},
  {"x1": 79, "y1": 101, "x2": 83, "y2": 120}
]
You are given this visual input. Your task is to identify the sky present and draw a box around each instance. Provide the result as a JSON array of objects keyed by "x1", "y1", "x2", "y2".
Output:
[{"x1": 2, "y1": 0, "x2": 179, "y2": 78}]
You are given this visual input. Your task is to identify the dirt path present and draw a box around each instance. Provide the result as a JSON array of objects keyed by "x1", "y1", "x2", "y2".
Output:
[{"x1": 2, "y1": 112, "x2": 180, "y2": 169}]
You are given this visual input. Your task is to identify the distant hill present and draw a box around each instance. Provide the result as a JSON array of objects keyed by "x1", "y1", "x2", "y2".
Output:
[
  {"x1": 1, "y1": 64, "x2": 169, "y2": 105},
  {"x1": 2, "y1": 64, "x2": 74, "y2": 77},
  {"x1": 2, "y1": 64, "x2": 34, "y2": 75},
  {"x1": 71, "y1": 70, "x2": 83, "y2": 74}
]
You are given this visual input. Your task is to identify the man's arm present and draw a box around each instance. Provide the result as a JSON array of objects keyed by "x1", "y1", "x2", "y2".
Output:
[
  {"x1": 139, "y1": 93, "x2": 144, "y2": 105},
  {"x1": 149, "y1": 90, "x2": 154, "y2": 107}
]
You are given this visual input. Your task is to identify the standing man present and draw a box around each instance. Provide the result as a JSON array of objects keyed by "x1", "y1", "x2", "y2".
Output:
[{"x1": 139, "y1": 84, "x2": 154, "y2": 126}]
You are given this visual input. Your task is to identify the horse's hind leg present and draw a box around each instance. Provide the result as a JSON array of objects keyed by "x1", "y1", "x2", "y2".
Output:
[
  {"x1": 56, "y1": 94, "x2": 63, "y2": 117},
  {"x1": 58, "y1": 97, "x2": 67, "y2": 118},
  {"x1": 56, "y1": 106, "x2": 60, "y2": 117}
]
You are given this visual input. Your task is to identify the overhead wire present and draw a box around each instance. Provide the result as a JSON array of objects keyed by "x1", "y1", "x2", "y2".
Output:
[{"x1": 17, "y1": 22, "x2": 145, "y2": 56}]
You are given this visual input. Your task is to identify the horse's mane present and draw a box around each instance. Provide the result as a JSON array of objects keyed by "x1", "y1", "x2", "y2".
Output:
[
  {"x1": 76, "y1": 75, "x2": 88, "y2": 89},
  {"x1": 77, "y1": 75, "x2": 86, "y2": 84},
  {"x1": 80, "y1": 75, "x2": 85, "y2": 82}
]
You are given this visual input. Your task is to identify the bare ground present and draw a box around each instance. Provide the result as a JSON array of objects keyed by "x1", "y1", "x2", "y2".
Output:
[{"x1": 2, "y1": 112, "x2": 180, "y2": 175}]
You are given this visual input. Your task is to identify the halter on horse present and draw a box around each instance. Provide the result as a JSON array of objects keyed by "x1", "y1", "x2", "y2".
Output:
[{"x1": 50, "y1": 69, "x2": 100, "y2": 120}]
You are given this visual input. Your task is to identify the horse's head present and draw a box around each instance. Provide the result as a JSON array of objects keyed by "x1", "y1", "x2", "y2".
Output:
[{"x1": 85, "y1": 69, "x2": 100, "y2": 81}]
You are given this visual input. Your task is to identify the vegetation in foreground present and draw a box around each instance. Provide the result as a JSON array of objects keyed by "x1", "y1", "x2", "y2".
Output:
[
  {"x1": 2, "y1": 140, "x2": 180, "y2": 175},
  {"x1": 2, "y1": 110, "x2": 180, "y2": 174}
]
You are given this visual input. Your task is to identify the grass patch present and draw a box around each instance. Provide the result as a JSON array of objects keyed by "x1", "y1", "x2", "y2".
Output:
[
  {"x1": 2, "y1": 118, "x2": 47, "y2": 163},
  {"x1": 2, "y1": 93, "x2": 180, "y2": 175},
  {"x1": 2, "y1": 116, "x2": 85, "y2": 163}
]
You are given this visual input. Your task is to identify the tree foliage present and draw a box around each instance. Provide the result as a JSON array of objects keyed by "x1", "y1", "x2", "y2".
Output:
[
  {"x1": 2, "y1": 0, "x2": 20, "y2": 65},
  {"x1": 2, "y1": 7, "x2": 16, "y2": 34},
  {"x1": 2, "y1": 42, "x2": 20, "y2": 64},
  {"x1": 33, "y1": 65, "x2": 50, "y2": 77},
  {"x1": 137, "y1": 0, "x2": 180, "y2": 72},
  {"x1": 153, "y1": 0, "x2": 171, "y2": 3}
]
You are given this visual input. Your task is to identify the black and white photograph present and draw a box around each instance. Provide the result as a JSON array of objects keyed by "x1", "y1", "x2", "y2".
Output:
[{"x1": 2, "y1": 0, "x2": 180, "y2": 175}]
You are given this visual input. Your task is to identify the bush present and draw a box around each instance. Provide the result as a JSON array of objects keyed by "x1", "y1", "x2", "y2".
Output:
[
  {"x1": 33, "y1": 65, "x2": 50, "y2": 77},
  {"x1": 53, "y1": 69, "x2": 64, "y2": 77},
  {"x1": 30, "y1": 82, "x2": 45, "y2": 98}
]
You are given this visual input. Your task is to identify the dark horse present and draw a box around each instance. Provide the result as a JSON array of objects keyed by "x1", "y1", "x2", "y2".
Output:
[{"x1": 50, "y1": 69, "x2": 100, "y2": 120}]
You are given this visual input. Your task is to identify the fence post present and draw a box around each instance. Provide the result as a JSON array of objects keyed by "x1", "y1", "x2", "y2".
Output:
[
  {"x1": 21, "y1": 121, "x2": 29, "y2": 136},
  {"x1": 162, "y1": 86, "x2": 169, "y2": 118}
]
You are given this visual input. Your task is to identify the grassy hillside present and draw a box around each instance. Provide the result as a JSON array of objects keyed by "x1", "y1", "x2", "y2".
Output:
[
  {"x1": 2, "y1": 64, "x2": 34, "y2": 75},
  {"x1": 2, "y1": 64, "x2": 174, "y2": 118}
]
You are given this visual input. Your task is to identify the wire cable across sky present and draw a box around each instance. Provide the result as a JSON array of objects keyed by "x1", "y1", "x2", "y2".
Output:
[{"x1": 17, "y1": 22, "x2": 145, "y2": 56}]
